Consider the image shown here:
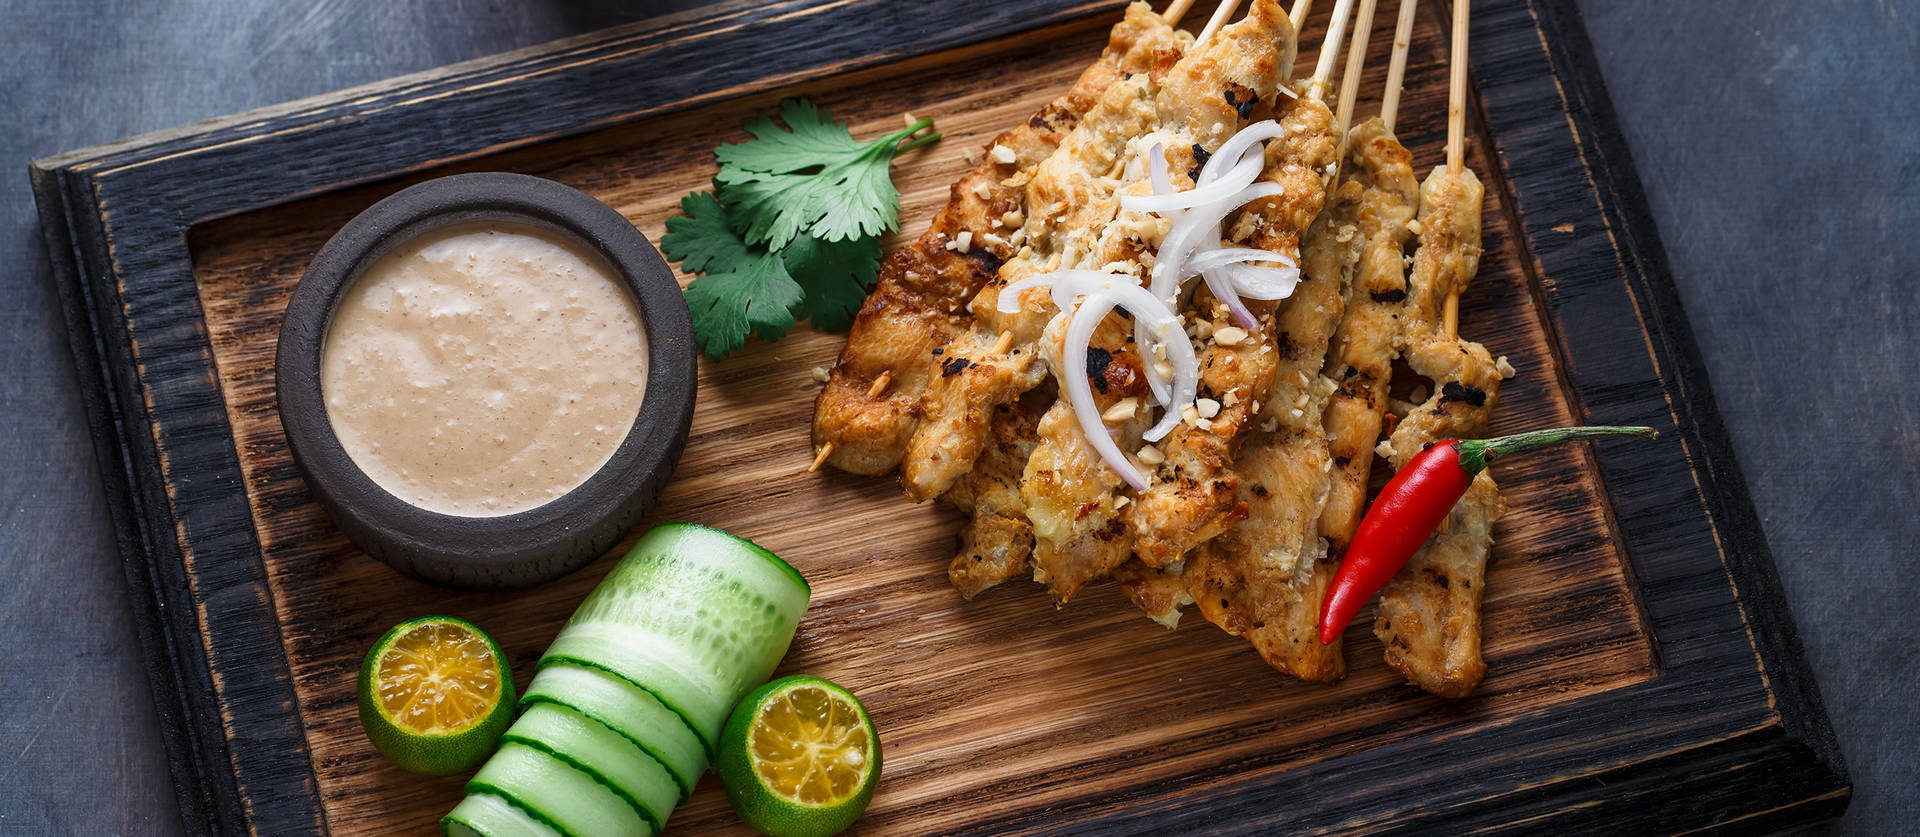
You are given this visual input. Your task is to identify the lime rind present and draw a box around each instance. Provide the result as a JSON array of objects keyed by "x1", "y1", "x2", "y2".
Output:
[
  {"x1": 359, "y1": 615, "x2": 514, "y2": 776},
  {"x1": 719, "y1": 675, "x2": 881, "y2": 837}
]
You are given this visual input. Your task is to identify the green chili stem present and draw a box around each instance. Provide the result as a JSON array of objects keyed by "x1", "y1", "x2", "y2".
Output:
[{"x1": 1455, "y1": 425, "x2": 1658, "y2": 477}]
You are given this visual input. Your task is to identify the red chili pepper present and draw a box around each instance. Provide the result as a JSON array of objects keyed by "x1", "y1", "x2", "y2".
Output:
[{"x1": 1316, "y1": 425, "x2": 1657, "y2": 645}]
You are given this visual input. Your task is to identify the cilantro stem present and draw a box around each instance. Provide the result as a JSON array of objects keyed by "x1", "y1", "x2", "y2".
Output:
[{"x1": 890, "y1": 118, "x2": 941, "y2": 155}]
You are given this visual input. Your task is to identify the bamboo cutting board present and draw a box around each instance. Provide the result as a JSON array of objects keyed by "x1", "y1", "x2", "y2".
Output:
[{"x1": 31, "y1": 0, "x2": 1848, "y2": 833}]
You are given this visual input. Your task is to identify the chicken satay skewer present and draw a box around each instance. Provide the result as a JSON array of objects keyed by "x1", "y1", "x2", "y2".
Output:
[
  {"x1": 960, "y1": 0, "x2": 1239, "y2": 369},
  {"x1": 1442, "y1": 0, "x2": 1469, "y2": 339},
  {"x1": 809, "y1": 7, "x2": 1195, "y2": 475},
  {"x1": 853, "y1": 0, "x2": 1216, "y2": 408},
  {"x1": 1165, "y1": 0, "x2": 1376, "y2": 670}
]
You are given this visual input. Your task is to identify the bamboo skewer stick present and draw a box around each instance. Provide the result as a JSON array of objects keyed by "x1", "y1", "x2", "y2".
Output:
[
  {"x1": 809, "y1": 443, "x2": 833, "y2": 472},
  {"x1": 1327, "y1": 0, "x2": 1380, "y2": 185},
  {"x1": 865, "y1": 370, "x2": 893, "y2": 399},
  {"x1": 1445, "y1": 0, "x2": 1469, "y2": 175},
  {"x1": 1380, "y1": 0, "x2": 1417, "y2": 132},
  {"x1": 1306, "y1": 0, "x2": 1359, "y2": 102},
  {"x1": 1164, "y1": 0, "x2": 1200, "y2": 25},
  {"x1": 1195, "y1": 0, "x2": 1246, "y2": 46},
  {"x1": 1289, "y1": 0, "x2": 1314, "y2": 31},
  {"x1": 1442, "y1": 0, "x2": 1469, "y2": 338}
]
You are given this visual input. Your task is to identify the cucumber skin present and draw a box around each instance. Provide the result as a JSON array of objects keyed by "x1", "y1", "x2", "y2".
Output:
[
  {"x1": 521, "y1": 662, "x2": 707, "y2": 799},
  {"x1": 469, "y1": 742, "x2": 652, "y2": 837},
  {"x1": 504, "y1": 702, "x2": 680, "y2": 831},
  {"x1": 441, "y1": 792, "x2": 563, "y2": 837},
  {"x1": 543, "y1": 523, "x2": 810, "y2": 750}
]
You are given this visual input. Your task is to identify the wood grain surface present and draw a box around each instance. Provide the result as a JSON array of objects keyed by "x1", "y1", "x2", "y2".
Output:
[{"x1": 183, "y1": 6, "x2": 1653, "y2": 832}]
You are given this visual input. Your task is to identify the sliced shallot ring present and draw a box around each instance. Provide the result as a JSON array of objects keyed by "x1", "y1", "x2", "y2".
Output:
[
  {"x1": 1147, "y1": 142, "x2": 1175, "y2": 197},
  {"x1": 1150, "y1": 182, "x2": 1287, "y2": 300},
  {"x1": 1228, "y1": 264, "x2": 1303, "y2": 299},
  {"x1": 1062, "y1": 296, "x2": 1149, "y2": 491},
  {"x1": 1187, "y1": 247, "x2": 1298, "y2": 272},
  {"x1": 1202, "y1": 269, "x2": 1261, "y2": 330},
  {"x1": 1120, "y1": 151, "x2": 1263, "y2": 214},
  {"x1": 1199, "y1": 120, "x2": 1286, "y2": 185}
]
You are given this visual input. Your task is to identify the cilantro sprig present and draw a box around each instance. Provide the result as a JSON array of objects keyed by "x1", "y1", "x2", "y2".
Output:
[{"x1": 661, "y1": 99, "x2": 937, "y2": 359}]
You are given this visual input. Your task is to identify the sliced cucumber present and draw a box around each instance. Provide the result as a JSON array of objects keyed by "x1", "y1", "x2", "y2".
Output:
[
  {"x1": 442, "y1": 792, "x2": 563, "y2": 837},
  {"x1": 505, "y1": 702, "x2": 679, "y2": 831},
  {"x1": 468, "y1": 742, "x2": 651, "y2": 837},
  {"x1": 541, "y1": 523, "x2": 810, "y2": 750},
  {"x1": 522, "y1": 661, "x2": 706, "y2": 798}
]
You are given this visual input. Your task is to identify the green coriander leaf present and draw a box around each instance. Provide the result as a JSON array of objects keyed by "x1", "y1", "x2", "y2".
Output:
[
  {"x1": 715, "y1": 98, "x2": 937, "y2": 249},
  {"x1": 660, "y1": 191, "x2": 755, "y2": 276},
  {"x1": 683, "y1": 251, "x2": 804, "y2": 359},
  {"x1": 783, "y1": 234, "x2": 882, "y2": 331}
]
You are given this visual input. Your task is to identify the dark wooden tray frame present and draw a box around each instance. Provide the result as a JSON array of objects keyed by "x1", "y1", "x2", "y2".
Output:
[{"x1": 29, "y1": 0, "x2": 1849, "y2": 833}]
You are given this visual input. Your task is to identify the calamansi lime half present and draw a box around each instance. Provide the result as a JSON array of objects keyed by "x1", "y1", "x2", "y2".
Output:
[
  {"x1": 358, "y1": 616, "x2": 514, "y2": 776},
  {"x1": 718, "y1": 675, "x2": 881, "y2": 837}
]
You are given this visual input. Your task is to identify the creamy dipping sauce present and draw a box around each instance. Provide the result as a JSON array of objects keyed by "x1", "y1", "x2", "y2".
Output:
[{"x1": 321, "y1": 221, "x2": 647, "y2": 517}]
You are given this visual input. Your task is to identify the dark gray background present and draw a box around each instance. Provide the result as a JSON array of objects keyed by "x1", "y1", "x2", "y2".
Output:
[{"x1": 1, "y1": 0, "x2": 1911, "y2": 833}]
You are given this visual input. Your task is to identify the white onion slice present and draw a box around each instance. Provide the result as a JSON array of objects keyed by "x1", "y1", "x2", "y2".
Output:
[
  {"x1": 1200, "y1": 120, "x2": 1286, "y2": 185},
  {"x1": 1147, "y1": 142, "x2": 1174, "y2": 196},
  {"x1": 1187, "y1": 247, "x2": 1298, "y2": 272},
  {"x1": 1120, "y1": 151, "x2": 1263, "y2": 214},
  {"x1": 1228, "y1": 264, "x2": 1302, "y2": 299},
  {"x1": 994, "y1": 269, "x2": 1198, "y2": 454},
  {"x1": 1203, "y1": 269, "x2": 1260, "y2": 330},
  {"x1": 1150, "y1": 181, "x2": 1286, "y2": 300},
  {"x1": 1062, "y1": 297, "x2": 1149, "y2": 491}
]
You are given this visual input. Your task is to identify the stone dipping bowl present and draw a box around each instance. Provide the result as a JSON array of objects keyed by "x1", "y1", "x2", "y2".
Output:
[{"x1": 276, "y1": 172, "x2": 696, "y2": 590}]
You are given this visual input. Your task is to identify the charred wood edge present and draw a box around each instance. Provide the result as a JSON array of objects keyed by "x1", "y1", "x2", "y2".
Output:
[
  {"x1": 27, "y1": 0, "x2": 1125, "y2": 833},
  {"x1": 24, "y1": 0, "x2": 1850, "y2": 833}
]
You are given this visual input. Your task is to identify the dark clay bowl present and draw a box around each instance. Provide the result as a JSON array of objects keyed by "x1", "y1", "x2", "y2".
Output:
[{"x1": 276, "y1": 172, "x2": 695, "y2": 590}]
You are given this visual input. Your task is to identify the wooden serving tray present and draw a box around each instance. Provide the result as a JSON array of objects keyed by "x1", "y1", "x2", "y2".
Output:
[{"x1": 31, "y1": 0, "x2": 1848, "y2": 833}]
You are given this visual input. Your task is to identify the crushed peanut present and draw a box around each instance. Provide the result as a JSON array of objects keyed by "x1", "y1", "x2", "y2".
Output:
[
  {"x1": 811, "y1": 366, "x2": 830, "y2": 383},
  {"x1": 1213, "y1": 325, "x2": 1248, "y2": 346},
  {"x1": 1102, "y1": 398, "x2": 1139, "y2": 423},
  {"x1": 1496, "y1": 355, "x2": 1517, "y2": 379},
  {"x1": 1136, "y1": 445, "x2": 1166, "y2": 465},
  {"x1": 1001, "y1": 209, "x2": 1024, "y2": 228},
  {"x1": 1195, "y1": 398, "x2": 1221, "y2": 419},
  {"x1": 990, "y1": 144, "x2": 1017, "y2": 164}
]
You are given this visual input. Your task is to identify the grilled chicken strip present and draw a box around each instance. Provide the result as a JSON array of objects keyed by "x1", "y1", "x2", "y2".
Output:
[
  {"x1": 1373, "y1": 165, "x2": 1508, "y2": 699},
  {"x1": 1128, "y1": 86, "x2": 1335, "y2": 569},
  {"x1": 1022, "y1": 309, "x2": 1154, "y2": 604},
  {"x1": 1180, "y1": 178, "x2": 1362, "y2": 682},
  {"x1": 812, "y1": 4, "x2": 1186, "y2": 476},
  {"x1": 904, "y1": 0, "x2": 1296, "y2": 505},
  {"x1": 946, "y1": 385, "x2": 1052, "y2": 599},
  {"x1": 1318, "y1": 118, "x2": 1420, "y2": 547}
]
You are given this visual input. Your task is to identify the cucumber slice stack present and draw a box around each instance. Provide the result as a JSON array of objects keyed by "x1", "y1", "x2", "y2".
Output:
[{"x1": 443, "y1": 523, "x2": 810, "y2": 837}]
